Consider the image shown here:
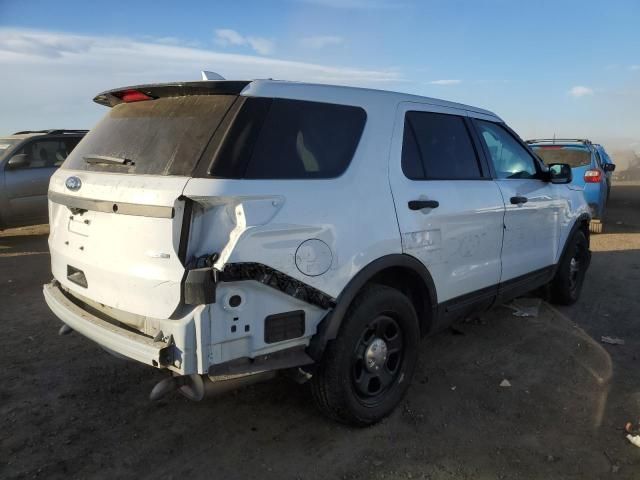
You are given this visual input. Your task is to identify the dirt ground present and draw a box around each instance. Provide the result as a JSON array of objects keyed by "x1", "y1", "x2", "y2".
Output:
[{"x1": 2, "y1": 183, "x2": 640, "y2": 480}]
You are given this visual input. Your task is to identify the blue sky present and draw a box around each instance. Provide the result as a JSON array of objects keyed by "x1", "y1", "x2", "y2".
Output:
[{"x1": 1, "y1": 0, "x2": 639, "y2": 149}]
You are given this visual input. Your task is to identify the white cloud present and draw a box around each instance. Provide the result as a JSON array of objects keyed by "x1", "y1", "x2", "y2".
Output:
[
  {"x1": 245, "y1": 37, "x2": 274, "y2": 56},
  {"x1": 429, "y1": 79, "x2": 461, "y2": 85},
  {"x1": 214, "y1": 29, "x2": 246, "y2": 46},
  {"x1": 301, "y1": 35, "x2": 344, "y2": 49},
  {"x1": 0, "y1": 28, "x2": 402, "y2": 133},
  {"x1": 214, "y1": 28, "x2": 274, "y2": 55},
  {"x1": 568, "y1": 85, "x2": 594, "y2": 97}
]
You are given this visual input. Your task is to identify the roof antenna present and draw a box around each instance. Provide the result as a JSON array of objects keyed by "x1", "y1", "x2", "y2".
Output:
[{"x1": 201, "y1": 70, "x2": 225, "y2": 81}]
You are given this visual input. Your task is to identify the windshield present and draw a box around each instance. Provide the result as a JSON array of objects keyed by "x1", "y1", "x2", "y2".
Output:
[
  {"x1": 62, "y1": 95, "x2": 236, "y2": 176},
  {"x1": 0, "y1": 139, "x2": 21, "y2": 161},
  {"x1": 532, "y1": 145, "x2": 592, "y2": 168}
]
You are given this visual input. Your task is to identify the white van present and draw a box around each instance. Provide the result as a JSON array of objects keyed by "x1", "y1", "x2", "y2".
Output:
[{"x1": 44, "y1": 79, "x2": 590, "y2": 425}]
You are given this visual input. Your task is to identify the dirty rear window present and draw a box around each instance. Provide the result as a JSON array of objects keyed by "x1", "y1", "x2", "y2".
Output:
[
  {"x1": 62, "y1": 95, "x2": 236, "y2": 176},
  {"x1": 532, "y1": 145, "x2": 592, "y2": 168}
]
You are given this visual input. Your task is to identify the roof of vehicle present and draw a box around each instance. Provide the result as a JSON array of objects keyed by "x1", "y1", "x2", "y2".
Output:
[
  {"x1": 243, "y1": 80, "x2": 500, "y2": 118},
  {"x1": 94, "y1": 79, "x2": 502, "y2": 121},
  {"x1": 2, "y1": 129, "x2": 88, "y2": 141},
  {"x1": 527, "y1": 138, "x2": 593, "y2": 147}
]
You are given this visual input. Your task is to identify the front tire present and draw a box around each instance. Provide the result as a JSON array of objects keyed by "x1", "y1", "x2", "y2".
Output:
[
  {"x1": 310, "y1": 284, "x2": 420, "y2": 426},
  {"x1": 550, "y1": 230, "x2": 590, "y2": 305}
]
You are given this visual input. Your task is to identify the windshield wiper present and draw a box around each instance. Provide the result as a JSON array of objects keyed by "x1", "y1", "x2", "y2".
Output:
[{"x1": 83, "y1": 154, "x2": 135, "y2": 166}]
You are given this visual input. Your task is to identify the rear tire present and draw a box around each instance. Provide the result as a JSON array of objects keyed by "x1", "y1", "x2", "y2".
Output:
[
  {"x1": 310, "y1": 284, "x2": 420, "y2": 426},
  {"x1": 550, "y1": 230, "x2": 590, "y2": 305}
]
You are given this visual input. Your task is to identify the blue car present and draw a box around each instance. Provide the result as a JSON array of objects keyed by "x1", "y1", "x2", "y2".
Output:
[{"x1": 527, "y1": 139, "x2": 615, "y2": 233}]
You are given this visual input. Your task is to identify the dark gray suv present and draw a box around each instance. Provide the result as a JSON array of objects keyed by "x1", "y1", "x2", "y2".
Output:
[{"x1": 0, "y1": 129, "x2": 86, "y2": 229}]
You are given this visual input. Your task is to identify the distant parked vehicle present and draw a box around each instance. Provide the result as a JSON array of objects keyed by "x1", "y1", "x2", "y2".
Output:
[
  {"x1": 617, "y1": 157, "x2": 640, "y2": 181},
  {"x1": 527, "y1": 138, "x2": 614, "y2": 233},
  {"x1": 593, "y1": 144, "x2": 615, "y2": 199},
  {"x1": 0, "y1": 129, "x2": 86, "y2": 229}
]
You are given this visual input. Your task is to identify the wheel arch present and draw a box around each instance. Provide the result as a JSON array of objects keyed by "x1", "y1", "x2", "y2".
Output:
[
  {"x1": 557, "y1": 213, "x2": 591, "y2": 267},
  {"x1": 307, "y1": 254, "x2": 438, "y2": 361}
]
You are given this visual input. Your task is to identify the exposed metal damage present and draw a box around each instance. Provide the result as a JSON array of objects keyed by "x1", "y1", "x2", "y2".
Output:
[{"x1": 220, "y1": 262, "x2": 336, "y2": 310}]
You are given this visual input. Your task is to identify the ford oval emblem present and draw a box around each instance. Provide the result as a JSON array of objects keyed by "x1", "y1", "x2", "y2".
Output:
[{"x1": 65, "y1": 176, "x2": 82, "y2": 191}]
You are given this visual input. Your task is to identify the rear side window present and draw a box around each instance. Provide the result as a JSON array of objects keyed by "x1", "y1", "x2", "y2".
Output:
[
  {"x1": 210, "y1": 98, "x2": 366, "y2": 179},
  {"x1": 63, "y1": 95, "x2": 236, "y2": 176},
  {"x1": 401, "y1": 111, "x2": 482, "y2": 180}
]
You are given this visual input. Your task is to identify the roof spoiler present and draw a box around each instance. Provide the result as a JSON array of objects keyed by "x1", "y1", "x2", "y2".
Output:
[{"x1": 93, "y1": 80, "x2": 250, "y2": 107}]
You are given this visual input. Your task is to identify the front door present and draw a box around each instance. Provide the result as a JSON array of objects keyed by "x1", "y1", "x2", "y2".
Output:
[
  {"x1": 472, "y1": 119, "x2": 561, "y2": 284},
  {"x1": 388, "y1": 103, "x2": 506, "y2": 309}
]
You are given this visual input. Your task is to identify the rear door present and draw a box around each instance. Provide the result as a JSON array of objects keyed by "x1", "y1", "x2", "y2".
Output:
[
  {"x1": 388, "y1": 103, "x2": 505, "y2": 310},
  {"x1": 3, "y1": 137, "x2": 78, "y2": 227},
  {"x1": 472, "y1": 119, "x2": 562, "y2": 285}
]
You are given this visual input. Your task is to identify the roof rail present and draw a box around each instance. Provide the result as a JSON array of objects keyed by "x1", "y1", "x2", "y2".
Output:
[
  {"x1": 526, "y1": 138, "x2": 592, "y2": 145},
  {"x1": 12, "y1": 129, "x2": 89, "y2": 135}
]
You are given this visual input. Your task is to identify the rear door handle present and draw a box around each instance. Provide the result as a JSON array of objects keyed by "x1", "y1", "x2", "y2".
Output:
[
  {"x1": 510, "y1": 196, "x2": 528, "y2": 205},
  {"x1": 408, "y1": 200, "x2": 439, "y2": 210}
]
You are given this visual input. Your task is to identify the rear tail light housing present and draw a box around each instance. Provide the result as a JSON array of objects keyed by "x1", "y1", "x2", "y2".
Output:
[
  {"x1": 584, "y1": 169, "x2": 602, "y2": 183},
  {"x1": 112, "y1": 89, "x2": 154, "y2": 103}
]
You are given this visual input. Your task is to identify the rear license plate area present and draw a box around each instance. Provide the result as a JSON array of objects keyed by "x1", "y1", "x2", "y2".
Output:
[{"x1": 68, "y1": 214, "x2": 92, "y2": 236}]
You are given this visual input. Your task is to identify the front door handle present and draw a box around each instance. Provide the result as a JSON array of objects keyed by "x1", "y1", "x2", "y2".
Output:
[
  {"x1": 510, "y1": 196, "x2": 528, "y2": 205},
  {"x1": 408, "y1": 200, "x2": 439, "y2": 210}
]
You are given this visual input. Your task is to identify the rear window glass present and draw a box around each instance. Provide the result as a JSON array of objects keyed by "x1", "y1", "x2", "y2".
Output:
[
  {"x1": 532, "y1": 145, "x2": 592, "y2": 168},
  {"x1": 210, "y1": 98, "x2": 366, "y2": 179},
  {"x1": 401, "y1": 111, "x2": 482, "y2": 180},
  {"x1": 62, "y1": 95, "x2": 236, "y2": 176}
]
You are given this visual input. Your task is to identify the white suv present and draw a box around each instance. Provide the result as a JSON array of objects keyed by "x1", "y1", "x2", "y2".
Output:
[{"x1": 44, "y1": 79, "x2": 591, "y2": 425}]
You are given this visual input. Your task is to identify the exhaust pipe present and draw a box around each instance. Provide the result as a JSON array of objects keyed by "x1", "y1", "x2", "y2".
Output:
[{"x1": 149, "y1": 371, "x2": 277, "y2": 402}]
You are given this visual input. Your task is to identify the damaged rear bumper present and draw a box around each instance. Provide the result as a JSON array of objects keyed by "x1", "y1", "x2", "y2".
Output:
[{"x1": 43, "y1": 281, "x2": 174, "y2": 368}]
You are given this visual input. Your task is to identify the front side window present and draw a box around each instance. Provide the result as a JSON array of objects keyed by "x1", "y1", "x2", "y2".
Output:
[
  {"x1": 476, "y1": 120, "x2": 538, "y2": 179},
  {"x1": 594, "y1": 149, "x2": 602, "y2": 168},
  {"x1": 0, "y1": 139, "x2": 21, "y2": 162},
  {"x1": 401, "y1": 111, "x2": 482, "y2": 180},
  {"x1": 13, "y1": 139, "x2": 76, "y2": 169}
]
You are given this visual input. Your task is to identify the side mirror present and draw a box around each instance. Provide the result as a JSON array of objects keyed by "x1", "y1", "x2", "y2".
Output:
[
  {"x1": 548, "y1": 163, "x2": 572, "y2": 184},
  {"x1": 603, "y1": 163, "x2": 616, "y2": 172},
  {"x1": 7, "y1": 153, "x2": 30, "y2": 170}
]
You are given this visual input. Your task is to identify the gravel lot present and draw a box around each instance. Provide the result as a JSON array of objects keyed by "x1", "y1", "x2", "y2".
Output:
[{"x1": 2, "y1": 183, "x2": 640, "y2": 479}]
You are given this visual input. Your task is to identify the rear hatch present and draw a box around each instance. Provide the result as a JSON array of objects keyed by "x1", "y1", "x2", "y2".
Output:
[{"x1": 48, "y1": 82, "x2": 247, "y2": 318}]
